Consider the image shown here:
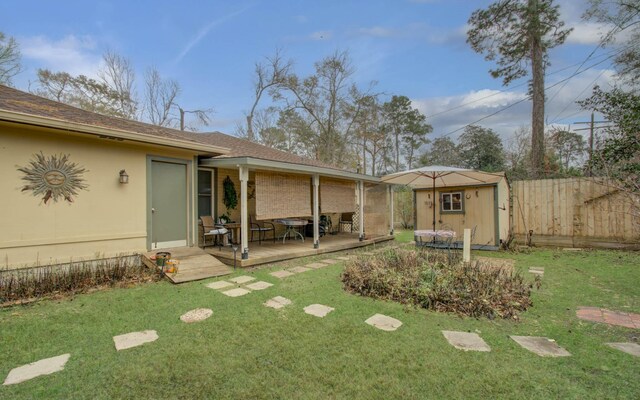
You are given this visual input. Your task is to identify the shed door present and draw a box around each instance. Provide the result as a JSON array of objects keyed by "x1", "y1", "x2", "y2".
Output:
[{"x1": 151, "y1": 161, "x2": 187, "y2": 249}]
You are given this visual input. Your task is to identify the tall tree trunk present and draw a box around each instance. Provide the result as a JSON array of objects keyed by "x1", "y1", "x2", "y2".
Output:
[
  {"x1": 529, "y1": 0, "x2": 545, "y2": 179},
  {"x1": 246, "y1": 115, "x2": 254, "y2": 141},
  {"x1": 394, "y1": 131, "x2": 400, "y2": 172}
]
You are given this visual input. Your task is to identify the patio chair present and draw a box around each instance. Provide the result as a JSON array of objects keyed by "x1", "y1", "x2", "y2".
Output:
[
  {"x1": 339, "y1": 212, "x2": 354, "y2": 233},
  {"x1": 200, "y1": 216, "x2": 228, "y2": 250},
  {"x1": 249, "y1": 214, "x2": 276, "y2": 244}
]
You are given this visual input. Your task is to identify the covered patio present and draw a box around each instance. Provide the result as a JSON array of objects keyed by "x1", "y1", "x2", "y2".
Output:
[{"x1": 197, "y1": 154, "x2": 394, "y2": 266}]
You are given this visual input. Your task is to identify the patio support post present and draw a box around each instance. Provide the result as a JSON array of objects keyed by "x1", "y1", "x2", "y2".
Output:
[
  {"x1": 239, "y1": 165, "x2": 249, "y2": 259},
  {"x1": 359, "y1": 180, "x2": 365, "y2": 241},
  {"x1": 312, "y1": 174, "x2": 320, "y2": 249},
  {"x1": 388, "y1": 185, "x2": 394, "y2": 235}
]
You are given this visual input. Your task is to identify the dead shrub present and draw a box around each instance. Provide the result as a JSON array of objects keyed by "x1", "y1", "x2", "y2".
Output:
[
  {"x1": 342, "y1": 248, "x2": 535, "y2": 320},
  {"x1": 0, "y1": 255, "x2": 161, "y2": 305}
]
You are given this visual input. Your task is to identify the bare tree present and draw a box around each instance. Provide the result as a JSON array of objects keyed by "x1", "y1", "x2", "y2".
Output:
[
  {"x1": 99, "y1": 50, "x2": 137, "y2": 119},
  {"x1": 245, "y1": 50, "x2": 293, "y2": 141},
  {"x1": 0, "y1": 31, "x2": 22, "y2": 86},
  {"x1": 143, "y1": 67, "x2": 180, "y2": 127}
]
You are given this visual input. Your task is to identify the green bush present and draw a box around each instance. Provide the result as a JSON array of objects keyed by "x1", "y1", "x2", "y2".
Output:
[{"x1": 342, "y1": 248, "x2": 535, "y2": 319}]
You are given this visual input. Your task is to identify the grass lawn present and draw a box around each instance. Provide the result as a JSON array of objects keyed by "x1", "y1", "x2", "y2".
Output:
[{"x1": 1, "y1": 234, "x2": 639, "y2": 399}]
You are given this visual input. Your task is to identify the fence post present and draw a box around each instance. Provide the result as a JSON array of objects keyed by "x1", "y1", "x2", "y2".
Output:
[{"x1": 463, "y1": 228, "x2": 471, "y2": 263}]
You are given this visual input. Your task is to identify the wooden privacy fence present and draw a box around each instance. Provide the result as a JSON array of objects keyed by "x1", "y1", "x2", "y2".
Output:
[{"x1": 512, "y1": 178, "x2": 639, "y2": 248}]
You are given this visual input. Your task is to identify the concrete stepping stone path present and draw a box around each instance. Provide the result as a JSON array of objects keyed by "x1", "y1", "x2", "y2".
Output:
[
  {"x1": 228, "y1": 275, "x2": 255, "y2": 284},
  {"x1": 245, "y1": 281, "x2": 273, "y2": 290},
  {"x1": 289, "y1": 266, "x2": 311, "y2": 274},
  {"x1": 336, "y1": 256, "x2": 350, "y2": 261},
  {"x1": 270, "y1": 270, "x2": 295, "y2": 279},
  {"x1": 606, "y1": 342, "x2": 640, "y2": 357},
  {"x1": 365, "y1": 314, "x2": 403, "y2": 331},
  {"x1": 321, "y1": 259, "x2": 339, "y2": 265},
  {"x1": 264, "y1": 296, "x2": 293, "y2": 309},
  {"x1": 304, "y1": 304, "x2": 335, "y2": 318},
  {"x1": 529, "y1": 267, "x2": 544, "y2": 276},
  {"x1": 180, "y1": 308, "x2": 213, "y2": 323},
  {"x1": 113, "y1": 330, "x2": 159, "y2": 351},
  {"x1": 442, "y1": 331, "x2": 491, "y2": 352},
  {"x1": 3, "y1": 354, "x2": 71, "y2": 386},
  {"x1": 510, "y1": 336, "x2": 571, "y2": 357},
  {"x1": 222, "y1": 288, "x2": 251, "y2": 297},
  {"x1": 576, "y1": 307, "x2": 640, "y2": 329},
  {"x1": 206, "y1": 280, "x2": 234, "y2": 290},
  {"x1": 305, "y1": 262, "x2": 327, "y2": 269}
]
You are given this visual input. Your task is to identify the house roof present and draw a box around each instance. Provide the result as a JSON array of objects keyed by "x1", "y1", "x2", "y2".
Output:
[
  {"x1": 0, "y1": 85, "x2": 231, "y2": 154},
  {"x1": 0, "y1": 85, "x2": 348, "y2": 173}
]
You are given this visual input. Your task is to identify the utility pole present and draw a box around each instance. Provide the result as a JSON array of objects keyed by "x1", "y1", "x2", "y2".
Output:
[{"x1": 573, "y1": 114, "x2": 611, "y2": 177}]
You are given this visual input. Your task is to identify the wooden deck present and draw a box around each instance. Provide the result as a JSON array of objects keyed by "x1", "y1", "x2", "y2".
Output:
[
  {"x1": 205, "y1": 233, "x2": 394, "y2": 268},
  {"x1": 142, "y1": 246, "x2": 233, "y2": 283}
]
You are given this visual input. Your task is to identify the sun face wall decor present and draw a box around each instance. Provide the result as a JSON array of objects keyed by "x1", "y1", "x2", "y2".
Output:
[{"x1": 17, "y1": 152, "x2": 89, "y2": 204}]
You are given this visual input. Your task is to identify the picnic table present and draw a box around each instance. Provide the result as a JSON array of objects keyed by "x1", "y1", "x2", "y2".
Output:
[{"x1": 274, "y1": 219, "x2": 308, "y2": 243}]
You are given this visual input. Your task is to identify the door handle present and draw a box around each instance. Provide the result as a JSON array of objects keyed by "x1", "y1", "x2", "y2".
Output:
[{"x1": 152, "y1": 208, "x2": 156, "y2": 213}]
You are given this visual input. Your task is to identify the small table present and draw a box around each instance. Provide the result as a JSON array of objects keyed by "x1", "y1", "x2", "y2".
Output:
[
  {"x1": 414, "y1": 230, "x2": 457, "y2": 247},
  {"x1": 274, "y1": 219, "x2": 308, "y2": 243},
  {"x1": 224, "y1": 222, "x2": 241, "y2": 244}
]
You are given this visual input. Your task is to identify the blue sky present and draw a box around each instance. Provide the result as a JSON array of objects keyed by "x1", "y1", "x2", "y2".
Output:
[{"x1": 1, "y1": 0, "x2": 620, "y2": 147}]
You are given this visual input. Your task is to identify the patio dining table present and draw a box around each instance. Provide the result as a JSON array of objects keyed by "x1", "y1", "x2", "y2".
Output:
[
  {"x1": 274, "y1": 219, "x2": 308, "y2": 243},
  {"x1": 414, "y1": 229, "x2": 457, "y2": 248}
]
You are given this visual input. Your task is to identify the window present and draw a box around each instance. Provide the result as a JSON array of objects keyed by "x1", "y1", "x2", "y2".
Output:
[
  {"x1": 441, "y1": 191, "x2": 463, "y2": 212},
  {"x1": 198, "y1": 169, "x2": 213, "y2": 217}
]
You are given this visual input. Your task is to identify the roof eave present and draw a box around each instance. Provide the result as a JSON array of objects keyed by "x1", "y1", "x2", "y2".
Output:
[
  {"x1": 200, "y1": 156, "x2": 381, "y2": 183},
  {"x1": 0, "y1": 109, "x2": 231, "y2": 155}
]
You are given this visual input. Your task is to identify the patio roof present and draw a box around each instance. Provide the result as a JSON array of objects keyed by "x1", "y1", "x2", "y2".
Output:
[{"x1": 200, "y1": 156, "x2": 381, "y2": 183}]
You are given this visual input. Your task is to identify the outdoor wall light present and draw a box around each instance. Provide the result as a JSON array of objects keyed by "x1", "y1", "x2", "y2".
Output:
[{"x1": 119, "y1": 169, "x2": 129, "y2": 184}]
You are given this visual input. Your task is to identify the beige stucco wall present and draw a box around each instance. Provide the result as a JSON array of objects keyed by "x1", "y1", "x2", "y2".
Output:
[{"x1": 0, "y1": 123, "x2": 197, "y2": 268}]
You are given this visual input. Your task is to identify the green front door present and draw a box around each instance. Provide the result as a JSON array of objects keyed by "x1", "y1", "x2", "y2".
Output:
[{"x1": 151, "y1": 160, "x2": 188, "y2": 249}]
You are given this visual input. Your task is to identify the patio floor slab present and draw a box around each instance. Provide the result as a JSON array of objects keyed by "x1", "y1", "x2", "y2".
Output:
[
  {"x1": 304, "y1": 304, "x2": 335, "y2": 318},
  {"x1": 228, "y1": 275, "x2": 255, "y2": 284},
  {"x1": 113, "y1": 330, "x2": 158, "y2": 351},
  {"x1": 3, "y1": 354, "x2": 71, "y2": 386},
  {"x1": 264, "y1": 296, "x2": 293, "y2": 309},
  {"x1": 576, "y1": 307, "x2": 640, "y2": 329},
  {"x1": 222, "y1": 288, "x2": 251, "y2": 297},
  {"x1": 180, "y1": 308, "x2": 213, "y2": 323},
  {"x1": 245, "y1": 281, "x2": 274, "y2": 290},
  {"x1": 606, "y1": 342, "x2": 640, "y2": 357},
  {"x1": 270, "y1": 270, "x2": 295, "y2": 279},
  {"x1": 206, "y1": 280, "x2": 234, "y2": 290},
  {"x1": 442, "y1": 331, "x2": 491, "y2": 352},
  {"x1": 510, "y1": 336, "x2": 570, "y2": 357},
  {"x1": 365, "y1": 314, "x2": 403, "y2": 331},
  {"x1": 289, "y1": 266, "x2": 311, "y2": 273}
]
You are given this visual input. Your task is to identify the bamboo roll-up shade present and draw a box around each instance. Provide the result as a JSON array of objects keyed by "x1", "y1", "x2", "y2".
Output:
[
  {"x1": 320, "y1": 178, "x2": 356, "y2": 213},
  {"x1": 364, "y1": 183, "x2": 389, "y2": 236},
  {"x1": 255, "y1": 171, "x2": 311, "y2": 220}
]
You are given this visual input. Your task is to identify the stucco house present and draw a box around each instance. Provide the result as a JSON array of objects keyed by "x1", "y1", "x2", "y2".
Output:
[{"x1": 0, "y1": 85, "x2": 393, "y2": 271}]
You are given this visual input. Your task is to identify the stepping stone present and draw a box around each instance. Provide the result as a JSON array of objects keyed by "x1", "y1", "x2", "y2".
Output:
[
  {"x1": 270, "y1": 270, "x2": 295, "y2": 279},
  {"x1": 303, "y1": 304, "x2": 335, "y2": 318},
  {"x1": 180, "y1": 308, "x2": 213, "y2": 323},
  {"x1": 529, "y1": 267, "x2": 544, "y2": 276},
  {"x1": 442, "y1": 331, "x2": 491, "y2": 352},
  {"x1": 321, "y1": 259, "x2": 339, "y2": 265},
  {"x1": 3, "y1": 354, "x2": 70, "y2": 386},
  {"x1": 365, "y1": 314, "x2": 403, "y2": 331},
  {"x1": 305, "y1": 262, "x2": 327, "y2": 269},
  {"x1": 577, "y1": 307, "x2": 640, "y2": 329},
  {"x1": 206, "y1": 280, "x2": 234, "y2": 290},
  {"x1": 336, "y1": 256, "x2": 350, "y2": 261},
  {"x1": 563, "y1": 247, "x2": 583, "y2": 252},
  {"x1": 289, "y1": 266, "x2": 311, "y2": 273},
  {"x1": 245, "y1": 281, "x2": 274, "y2": 290},
  {"x1": 113, "y1": 330, "x2": 158, "y2": 351},
  {"x1": 510, "y1": 336, "x2": 570, "y2": 357},
  {"x1": 228, "y1": 275, "x2": 255, "y2": 284},
  {"x1": 222, "y1": 288, "x2": 251, "y2": 297},
  {"x1": 360, "y1": 252, "x2": 374, "y2": 256},
  {"x1": 606, "y1": 342, "x2": 640, "y2": 357},
  {"x1": 264, "y1": 296, "x2": 293, "y2": 309}
]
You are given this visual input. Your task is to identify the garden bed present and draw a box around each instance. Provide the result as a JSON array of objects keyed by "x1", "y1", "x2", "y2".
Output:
[{"x1": 342, "y1": 248, "x2": 538, "y2": 319}]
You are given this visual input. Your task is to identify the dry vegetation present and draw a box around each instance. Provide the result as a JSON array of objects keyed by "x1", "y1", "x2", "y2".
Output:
[{"x1": 342, "y1": 248, "x2": 538, "y2": 319}]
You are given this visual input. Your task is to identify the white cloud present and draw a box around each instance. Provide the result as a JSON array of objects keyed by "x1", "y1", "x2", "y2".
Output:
[
  {"x1": 20, "y1": 34, "x2": 102, "y2": 77},
  {"x1": 566, "y1": 22, "x2": 609, "y2": 45},
  {"x1": 309, "y1": 30, "x2": 332, "y2": 40}
]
